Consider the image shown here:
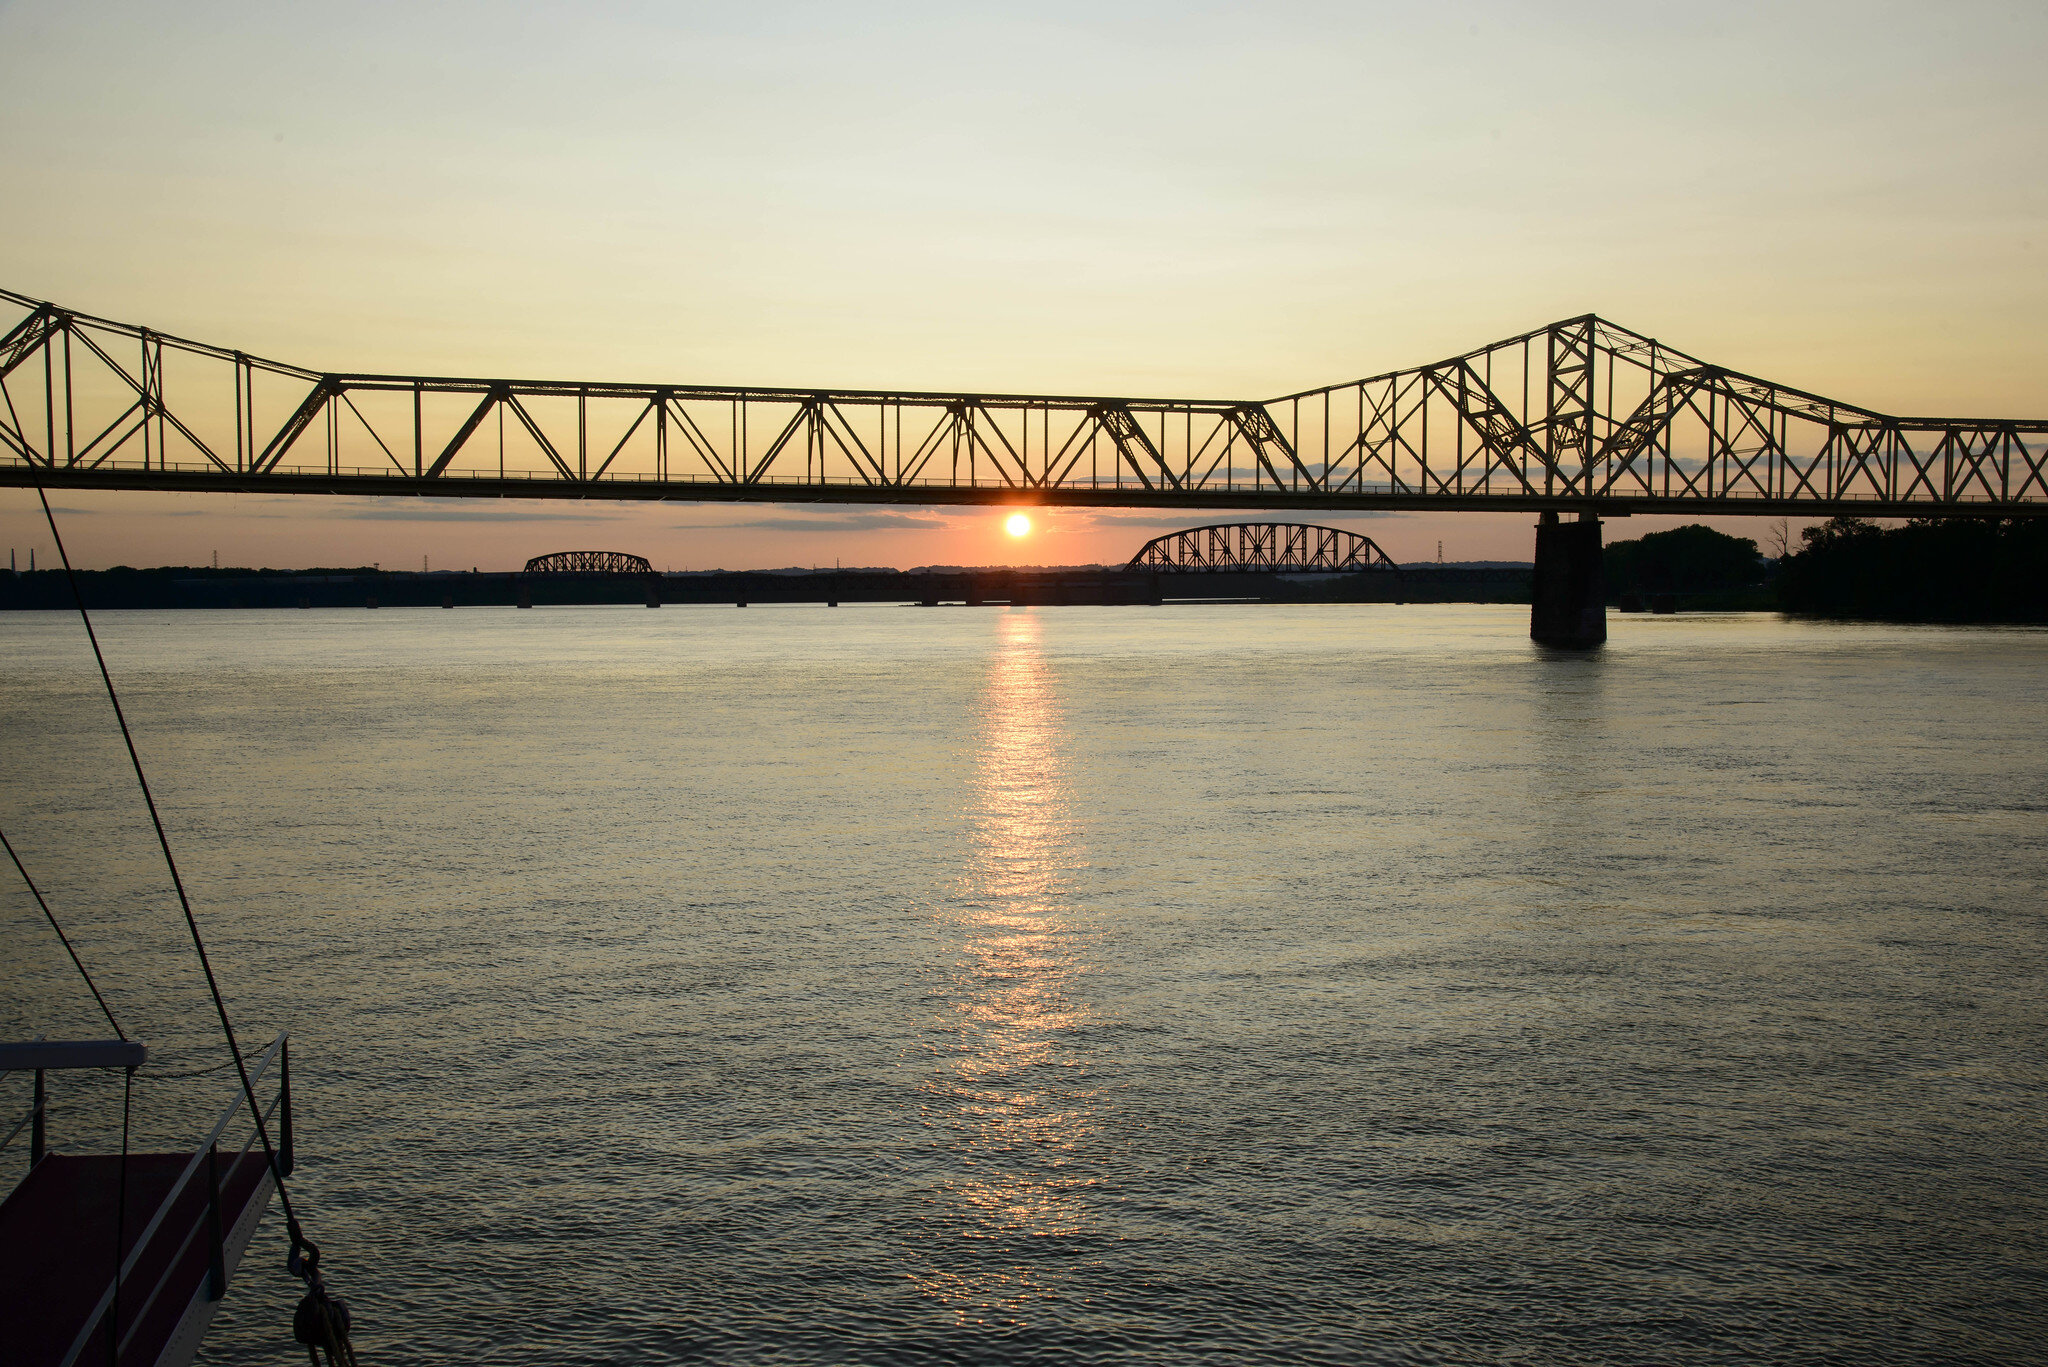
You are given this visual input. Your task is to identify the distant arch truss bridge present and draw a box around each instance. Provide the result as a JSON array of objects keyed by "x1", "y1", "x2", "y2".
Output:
[
  {"x1": 523, "y1": 550, "x2": 654, "y2": 575},
  {"x1": 1127, "y1": 523, "x2": 1396, "y2": 573},
  {"x1": 2, "y1": 287, "x2": 2043, "y2": 518}
]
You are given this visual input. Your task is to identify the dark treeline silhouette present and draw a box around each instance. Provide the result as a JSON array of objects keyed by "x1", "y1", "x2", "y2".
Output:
[
  {"x1": 1604, "y1": 524, "x2": 1768, "y2": 610},
  {"x1": 1779, "y1": 517, "x2": 2048, "y2": 622},
  {"x1": 1605, "y1": 524, "x2": 1765, "y2": 593}
]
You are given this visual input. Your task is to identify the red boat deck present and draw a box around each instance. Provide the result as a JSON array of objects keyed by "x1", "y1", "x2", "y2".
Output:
[{"x1": 0, "y1": 1152, "x2": 272, "y2": 1367}]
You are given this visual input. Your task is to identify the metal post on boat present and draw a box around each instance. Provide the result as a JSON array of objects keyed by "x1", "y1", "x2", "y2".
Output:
[
  {"x1": 30, "y1": 1068, "x2": 45, "y2": 1164},
  {"x1": 278, "y1": 1036, "x2": 294, "y2": 1178},
  {"x1": 206, "y1": 1145, "x2": 226, "y2": 1300}
]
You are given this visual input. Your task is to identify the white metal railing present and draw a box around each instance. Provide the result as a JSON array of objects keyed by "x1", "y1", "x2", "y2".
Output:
[{"x1": 50, "y1": 1032, "x2": 291, "y2": 1367}]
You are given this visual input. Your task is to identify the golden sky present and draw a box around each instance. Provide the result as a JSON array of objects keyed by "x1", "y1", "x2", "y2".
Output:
[{"x1": 2, "y1": 0, "x2": 2043, "y2": 568}]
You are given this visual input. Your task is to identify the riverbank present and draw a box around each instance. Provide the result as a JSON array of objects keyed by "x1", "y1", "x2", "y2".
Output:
[
  {"x1": 1779, "y1": 517, "x2": 2048, "y2": 623},
  {"x1": 0, "y1": 564, "x2": 1534, "y2": 609}
]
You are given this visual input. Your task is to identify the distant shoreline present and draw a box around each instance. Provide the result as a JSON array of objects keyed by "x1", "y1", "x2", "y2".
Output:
[{"x1": 0, "y1": 565, "x2": 1534, "y2": 610}]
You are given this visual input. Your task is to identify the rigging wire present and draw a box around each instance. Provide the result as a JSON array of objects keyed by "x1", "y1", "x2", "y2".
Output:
[
  {"x1": 133, "y1": 1056, "x2": 242, "y2": 1080},
  {"x1": 110, "y1": 1067, "x2": 132, "y2": 1367},
  {"x1": 28, "y1": 485, "x2": 298, "y2": 1215},
  {"x1": 2, "y1": 816, "x2": 138, "y2": 1367},
  {"x1": 0, "y1": 824, "x2": 124, "y2": 1039},
  {"x1": 2, "y1": 810, "x2": 137, "y2": 1367},
  {"x1": 31, "y1": 485, "x2": 355, "y2": 1360}
]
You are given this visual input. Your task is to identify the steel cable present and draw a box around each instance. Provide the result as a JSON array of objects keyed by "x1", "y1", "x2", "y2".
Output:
[
  {"x1": 0, "y1": 823, "x2": 124, "y2": 1038},
  {"x1": 31, "y1": 484, "x2": 354, "y2": 1357}
]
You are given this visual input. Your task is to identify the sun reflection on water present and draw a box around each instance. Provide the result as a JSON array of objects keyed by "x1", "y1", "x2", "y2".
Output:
[{"x1": 914, "y1": 609, "x2": 1098, "y2": 1316}]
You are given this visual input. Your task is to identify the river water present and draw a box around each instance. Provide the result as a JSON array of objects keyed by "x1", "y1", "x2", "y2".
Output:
[{"x1": 2, "y1": 604, "x2": 2044, "y2": 1364}]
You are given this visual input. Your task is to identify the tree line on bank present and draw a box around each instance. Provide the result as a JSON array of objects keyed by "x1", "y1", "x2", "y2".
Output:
[
  {"x1": 1776, "y1": 517, "x2": 2048, "y2": 622},
  {"x1": 1604, "y1": 518, "x2": 2048, "y2": 622}
]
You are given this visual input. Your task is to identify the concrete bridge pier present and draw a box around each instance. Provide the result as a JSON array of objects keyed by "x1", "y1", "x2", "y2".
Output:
[{"x1": 1530, "y1": 511, "x2": 1606, "y2": 648}]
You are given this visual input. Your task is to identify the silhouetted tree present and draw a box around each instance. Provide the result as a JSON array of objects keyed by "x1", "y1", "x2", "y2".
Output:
[{"x1": 1604, "y1": 524, "x2": 1763, "y2": 594}]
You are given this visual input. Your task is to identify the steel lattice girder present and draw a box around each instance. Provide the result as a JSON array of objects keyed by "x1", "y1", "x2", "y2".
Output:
[
  {"x1": 1125, "y1": 523, "x2": 1398, "y2": 572},
  {"x1": 2, "y1": 288, "x2": 2043, "y2": 516},
  {"x1": 522, "y1": 550, "x2": 655, "y2": 575}
]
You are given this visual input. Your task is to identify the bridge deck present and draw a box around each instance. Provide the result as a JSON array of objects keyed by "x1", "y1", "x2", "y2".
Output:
[
  {"x1": 6, "y1": 465, "x2": 2041, "y2": 518},
  {"x1": 5, "y1": 289, "x2": 2044, "y2": 515}
]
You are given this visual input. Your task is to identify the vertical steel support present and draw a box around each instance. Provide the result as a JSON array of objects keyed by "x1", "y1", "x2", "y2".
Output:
[
  {"x1": 205, "y1": 1145, "x2": 226, "y2": 1299},
  {"x1": 656, "y1": 392, "x2": 667, "y2": 482},
  {"x1": 234, "y1": 354, "x2": 250, "y2": 471},
  {"x1": 278, "y1": 1036, "x2": 294, "y2": 1178},
  {"x1": 1546, "y1": 321, "x2": 1595, "y2": 495},
  {"x1": 1420, "y1": 379, "x2": 1431, "y2": 495},
  {"x1": 140, "y1": 333, "x2": 152, "y2": 471},
  {"x1": 413, "y1": 384, "x2": 423, "y2": 477},
  {"x1": 151, "y1": 336, "x2": 166, "y2": 469},
  {"x1": 40, "y1": 327, "x2": 54, "y2": 467},
  {"x1": 63, "y1": 322, "x2": 75, "y2": 467},
  {"x1": 29, "y1": 1069, "x2": 44, "y2": 1164}
]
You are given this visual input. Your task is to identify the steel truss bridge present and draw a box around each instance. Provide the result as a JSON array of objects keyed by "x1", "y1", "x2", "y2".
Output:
[
  {"x1": 1128, "y1": 523, "x2": 1396, "y2": 573},
  {"x1": 523, "y1": 550, "x2": 654, "y2": 575},
  {"x1": 2, "y1": 287, "x2": 2043, "y2": 517}
]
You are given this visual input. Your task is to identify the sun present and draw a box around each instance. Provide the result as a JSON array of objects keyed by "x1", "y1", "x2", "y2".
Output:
[{"x1": 1005, "y1": 512, "x2": 1032, "y2": 537}]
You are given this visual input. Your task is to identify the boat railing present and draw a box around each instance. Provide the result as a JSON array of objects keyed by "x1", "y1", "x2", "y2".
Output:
[
  {"x1": 0, "y1": 1036, "x2": 49, "y2": 1161},
  {"x1": 27, "y1": 1031, "x2": 294, "y2": 1367},
  {"x1": 2, "y1": 1038, "x2": 148, "y2": 1166}
]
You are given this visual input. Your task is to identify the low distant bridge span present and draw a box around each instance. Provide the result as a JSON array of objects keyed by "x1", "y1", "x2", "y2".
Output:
[
  {"x1": 523, "y1": 550, "x2": 653, "y2": 575},
  {"x1": 1128, "y1": 523, "x2": 1397, "y2": 573},
  {"x1": 3, "y1": 287, "x2": 2044, "y2": 519}
]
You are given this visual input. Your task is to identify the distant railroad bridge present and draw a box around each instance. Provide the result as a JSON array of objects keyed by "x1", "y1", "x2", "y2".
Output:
[
  {"x1": 1127, "y1": 523, "x2": 1396, "y2": 574},
  {"x1": 522, "y1": 550, "x2": 654, "y2": 575}
]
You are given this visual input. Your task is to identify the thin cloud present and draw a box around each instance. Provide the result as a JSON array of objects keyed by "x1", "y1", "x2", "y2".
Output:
[
  {"x1": 335, "y1": 505, "x2": 626, "y2": 523},
  {"x1": 38, "y1": 504, "x2": 207, "y2": 517},
  {"x1": 670, "y1": 511, "x2": 951, "y2": 532},
  {"x1": 1082, "y1": 510, "x2": 1405, "y2": 529}
]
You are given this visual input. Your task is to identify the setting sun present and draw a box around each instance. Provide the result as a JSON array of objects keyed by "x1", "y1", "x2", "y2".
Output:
[{"x1": 1005, "y1": 513, "x2": 1032, "y2": 537}]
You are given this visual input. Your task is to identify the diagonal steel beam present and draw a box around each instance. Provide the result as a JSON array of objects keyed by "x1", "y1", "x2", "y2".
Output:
[{"x1": 426, "y1": 387, "x2": 505, "y2": 478}]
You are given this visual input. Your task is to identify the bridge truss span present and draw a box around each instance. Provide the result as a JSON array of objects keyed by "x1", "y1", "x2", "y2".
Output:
[
  {"x1": 1266, "y1": 316, "x2": 2048, "y2": 515},
  {"x1": 2, "y1": 288, "x2": 2042, "y2": 516},
  {"x1": 522, "y1": 551, "x2": 654, "y2": 575},
  {"x1": 1127, "y1": 523, "x2": 1397, "y2": 573}
]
